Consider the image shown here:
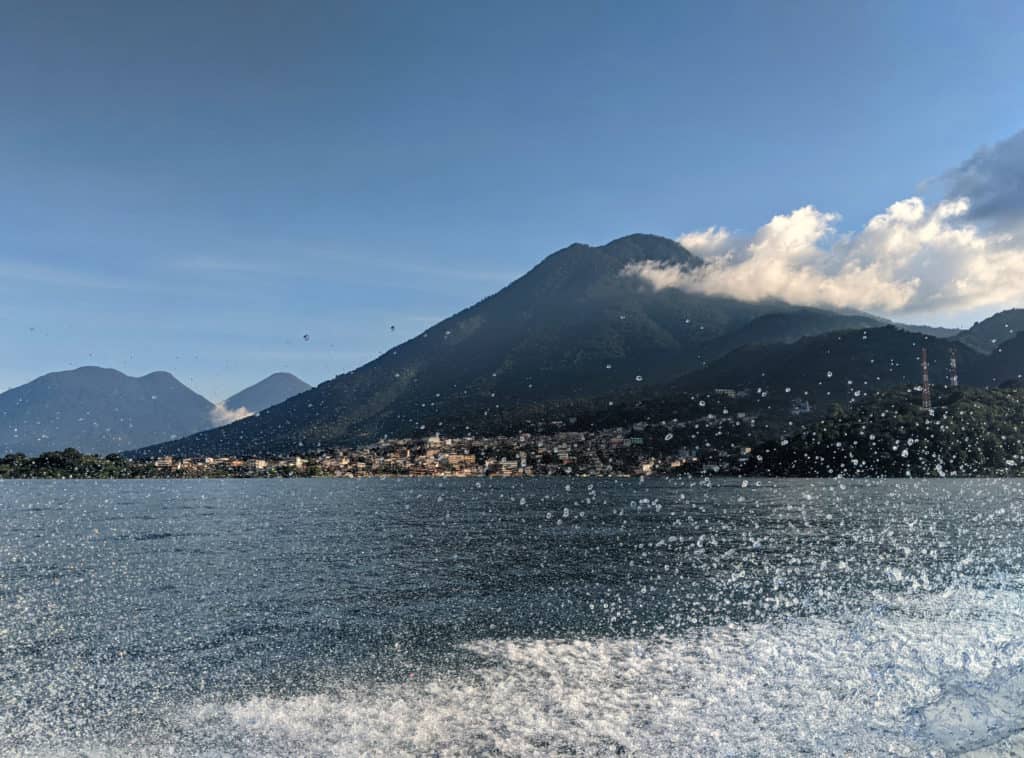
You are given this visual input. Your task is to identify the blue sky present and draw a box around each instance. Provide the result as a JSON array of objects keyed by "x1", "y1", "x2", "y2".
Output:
[{"x1": 2, "y1": 0, "x2": 1023, "y2": 399}]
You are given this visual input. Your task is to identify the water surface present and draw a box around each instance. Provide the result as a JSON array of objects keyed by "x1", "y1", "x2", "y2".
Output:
[{"x1": 2, "y1": 478, "x2": 1023, "y2": 755}]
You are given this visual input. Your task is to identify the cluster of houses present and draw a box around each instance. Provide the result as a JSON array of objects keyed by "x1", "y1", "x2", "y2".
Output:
[
  {"x1": 153, "y1": 454, "x2": 310, "y2": 474},
  {"x1": 150, "y1": 413, "x2": 761, "y2": 478}
]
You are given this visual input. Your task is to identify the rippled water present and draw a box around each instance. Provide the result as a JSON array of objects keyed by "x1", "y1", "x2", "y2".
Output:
[{"x1": 2, "y1": 477, "x2": 1024, "y2": 755}]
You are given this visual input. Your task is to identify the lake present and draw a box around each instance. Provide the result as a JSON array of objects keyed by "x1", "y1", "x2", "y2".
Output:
[{"x1": 2, "y1": 477, "x2": 1024, "y2": 755}]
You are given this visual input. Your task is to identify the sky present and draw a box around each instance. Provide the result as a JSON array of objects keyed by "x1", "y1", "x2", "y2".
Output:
[{"x1": 2, "y1": 0, "x2": 1023, "y2": 400}]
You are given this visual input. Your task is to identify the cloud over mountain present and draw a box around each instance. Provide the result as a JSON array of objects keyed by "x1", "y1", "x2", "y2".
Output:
[
  {"x1": 210, "y1": 402, "x2": 254, "y2": 426},
  {"x1": 625, "y1": 131, "x2": 1024, "y2": 317}
]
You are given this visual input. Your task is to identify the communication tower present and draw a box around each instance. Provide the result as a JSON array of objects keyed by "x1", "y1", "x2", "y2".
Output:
[{"x1": 921, "y1": 347, "x2": 932, "y2": 410}]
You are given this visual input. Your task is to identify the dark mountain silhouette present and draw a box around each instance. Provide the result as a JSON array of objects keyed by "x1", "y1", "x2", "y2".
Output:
[
  {"x1": 132, "y1": 234, "x2": 890, "y2": 456},
  {"x1": 223, "y1": 372, "x2": 311, "y2": 414},
  {"x1": 684, "y1": 313, "x2": 1024, "y2": 406},
  {"x1": 0, "y1": 367, "x2": 215, "y2": 456},
  {"x1": 677, "y1": 326, "x2": 957, "y2": 400},
  {"x1": 891, "y1": 321, "x2": 961, "y2": 339},
  {"x1": 673, "y1": 325, "x2": 1024, "y2": 405},
  {"x1": 970, "y1": 332, "x2": 1024, "y2": 386},
  {"x1": 706, "y1": 310, "x2": 882, "y2": 356},
  {"x1": 957, "y1": 309, "x2": 1024, "y2": 353},
  {"x1": 497, "y1": 326, "x2": 1024, "y2": 437},
  {"x1": 745, "y1": 386, "x2": 1024, "y2": 477}
]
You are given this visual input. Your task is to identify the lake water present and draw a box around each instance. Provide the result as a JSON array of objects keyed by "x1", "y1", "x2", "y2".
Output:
[{"x1": 2, "y1": 477, "x2": 1024, "y2": 756}]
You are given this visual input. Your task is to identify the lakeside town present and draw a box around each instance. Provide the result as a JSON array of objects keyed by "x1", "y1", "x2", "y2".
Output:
[
  {"x1": 1, "y1": 405, "x2": 770, "y2": 479},
  {"x1": 151, "y1": 420, "x2": 758, "y2": 478}
]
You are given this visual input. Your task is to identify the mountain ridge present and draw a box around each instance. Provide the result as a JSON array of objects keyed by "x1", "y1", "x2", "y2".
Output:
[
  {"x1": 223, "y1": 372, "x2": 311, "y2": 414},
  {"x1": 957, "y1": 309, "x2": 1024, "y2": 354},
  {"x1": 1, "y1": 367, "x2": 314, "y2": 455},
  {"x1": 0, "y1": 366, "x2": 215, "y2": 456},
  {"x1": 130, "y1": 234, "x2": 897, "y2": 457}
]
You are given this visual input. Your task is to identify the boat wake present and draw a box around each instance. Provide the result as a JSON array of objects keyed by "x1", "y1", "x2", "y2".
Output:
[{"x1": 44, "y1": 581, "x2": 1015, "y2": 757}]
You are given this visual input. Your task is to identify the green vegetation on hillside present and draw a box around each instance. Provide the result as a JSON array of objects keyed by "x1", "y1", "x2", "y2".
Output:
[
  {"x1": 745, "y1": 387, "x2": 1024, "y2": 477},
  {"x1": 0, "y1": 449, "x2": 151, "y2": 478}
]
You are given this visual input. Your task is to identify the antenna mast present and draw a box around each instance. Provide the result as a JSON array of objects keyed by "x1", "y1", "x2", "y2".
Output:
[{"x1": 921, "y1": 347, "x2": 932, "y2": 410}]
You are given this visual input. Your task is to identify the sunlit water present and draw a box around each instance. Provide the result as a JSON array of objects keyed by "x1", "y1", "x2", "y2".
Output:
[{"x1": 2, "y1": 478, "x2": 1024, "y2": 756}]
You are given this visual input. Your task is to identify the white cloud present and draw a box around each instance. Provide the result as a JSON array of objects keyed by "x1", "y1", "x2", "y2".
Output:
[
  {"x1": 624, "y1": 195, "x2": 1024, "y2": 316},
  {"x1": 210, "y1": 403, "x2": 253, "y2": 426},
  {"x1": 678, "y1": 226, "x2": 733, "y2": 258}
]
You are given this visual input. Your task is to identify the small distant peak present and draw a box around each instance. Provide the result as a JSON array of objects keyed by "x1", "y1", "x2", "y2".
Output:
[
  {"x1": 600, "y1": 232, "x2": 700, "y2": 265},
  {"x1": 555, "y1": 234, "x2": 682, "y2": 254},
  {"x1": 222, "y1": 372, "x2": 311, "y2": 414},
  {"x1": 60, "y1": 365, "x2": 126, "y2": 380},
  {"x1": 603, "y1": 233, "x2": 678, "y2": 247},
  {"x1": 71, "y1": 365, "x2": 119, "y2": 374},
  {"x1": 604, "y1": 233, "x2": 690, "y2": 252},
  {"x1": 247, "y1": 372, "x2": 311, "y2": 391},
  {"x1": 266, "y1": 371, "x2": 306, "y2": 383}
]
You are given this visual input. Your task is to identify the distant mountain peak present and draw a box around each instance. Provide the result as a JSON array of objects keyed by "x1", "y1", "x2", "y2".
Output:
[
  {"x1": 546, "y1": 233, "x2": 696, "y2": 263},
  {"x1": 598, "y1": 233, "x2": 698, "y2": 262},
  {"x1": 140, "y1": 370, "x2": 178, "y2": 382},
  {"x1": 222, "y1": 372, "x2": 311, "y2": 415},
  {"x1": 607, "y1": 232, "x2": 685, "y2": 246},
  {"x1": 0, "y1": 366, "x2": 214, "y2": 456},
  {"x1": 65, "y1": 365, "x2": 125, "y2": 377},
  {"x1": 265, "y1": 371, "x2": 305, "y2": 381},
  {"x1": 504, "y1": 233, "x2": 700, "y2": 301}
]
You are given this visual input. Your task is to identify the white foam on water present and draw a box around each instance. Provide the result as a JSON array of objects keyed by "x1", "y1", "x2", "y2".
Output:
[
  {"x1": 142, "y1": 583, "x2": 1023, "y2": 756},
  {"x1": 920, "y1": 666, "x2": 1024, "y2": 756},
  {"x1": 16, "y1": 582, "x2": 1024, "y2": 756}
]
